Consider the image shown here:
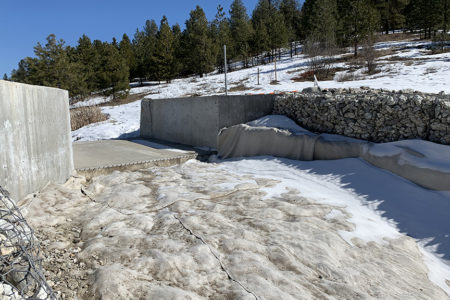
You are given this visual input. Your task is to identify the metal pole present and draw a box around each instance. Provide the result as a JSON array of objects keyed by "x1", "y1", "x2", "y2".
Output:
[
  {"x1": 274, "y1": 56, "x2": 277, "y2": 82},
  {"x1": 224, "y1": 45, "x2": 228, "y2": 96},
  {"x1": 257, "y1": 68, "x2": 260, "y2": 85}
]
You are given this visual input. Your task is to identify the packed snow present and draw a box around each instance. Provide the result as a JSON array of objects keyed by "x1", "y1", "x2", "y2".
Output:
[{"x1": 23, "y1": 158, "x2": 450, "y2": 298}]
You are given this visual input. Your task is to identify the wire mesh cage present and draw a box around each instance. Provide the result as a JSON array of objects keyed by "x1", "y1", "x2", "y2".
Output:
[{"x1": 0, "y1": 186, "x2": 55, "y2": 299}]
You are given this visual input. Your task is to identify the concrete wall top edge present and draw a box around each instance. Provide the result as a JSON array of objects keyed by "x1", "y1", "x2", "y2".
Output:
[{"x1": 0, "y1": 80, "x2": 69, "y2": 96}]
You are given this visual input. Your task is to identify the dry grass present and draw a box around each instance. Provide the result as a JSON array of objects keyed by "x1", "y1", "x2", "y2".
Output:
[
  {"x1": 292, "y1": 67, "x2": 346, "y2": 82},
  {"x1": 373, "y1": 32, "x2": 420, "y2": 43},
  {"x1": 70, "y1": 106, "x2": 109, "y2": 131},
  {"x1": 229, "y1": 83, "x2": 248, "y2": 92},
  {"x1": 98, "y1": 92, "x2": 154, "y2": 107}
]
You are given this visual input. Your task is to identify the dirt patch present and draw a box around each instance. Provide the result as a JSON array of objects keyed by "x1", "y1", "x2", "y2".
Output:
[{"x1": 229, "y1": 83, "x2": 248, "y2": 92}]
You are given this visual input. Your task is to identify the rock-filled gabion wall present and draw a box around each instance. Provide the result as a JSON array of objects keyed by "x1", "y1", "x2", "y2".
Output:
[{"x1": 273, "y1": 88, "x2": 450, "y2": 144}]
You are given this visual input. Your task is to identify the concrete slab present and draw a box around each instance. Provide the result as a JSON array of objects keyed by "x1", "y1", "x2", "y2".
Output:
[{"x1": 73, "y1": 140, "x2": 197, "y2": 179}]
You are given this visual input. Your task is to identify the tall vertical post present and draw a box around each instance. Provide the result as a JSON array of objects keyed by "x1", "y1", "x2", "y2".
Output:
[
  {"x1": 257, "y1": 67, "x2": 260, "y2": 85},
  {"x1": 274, "y1": 56, "x2": 278, "y2": 82},
  {"x1": 224, "y1": 45, "x2": 228, "y2": 96}
]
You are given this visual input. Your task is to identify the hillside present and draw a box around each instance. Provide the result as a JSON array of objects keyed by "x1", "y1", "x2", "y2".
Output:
[{"x1": 71, "y1": 38, "x2": 450, "y2": 142}]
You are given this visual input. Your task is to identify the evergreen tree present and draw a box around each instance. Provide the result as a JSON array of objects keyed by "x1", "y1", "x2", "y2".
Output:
[
  {"x1": 212, "y1": 5, "x2": 233, "y2": 72},
  {"x1": 13, "y1": 34, "x2": 88, "y2": 97},
  {"x1": 230, "y1": 0, "x2": 253, "y2": 66},
  {"x1": 154, "y1": 16, "x2": 177, "y2": 83},
  {"x1": 371, "y1": 0, "x2": 408, "y2": 34},
  {"x1": 340, "y1": 0, "x2": 380, "y2": 56},
  {"x1": 145, "y1": 19, "x2": 158, "y2": 37},
  {"x1": 302, "y1": 0, "x2": 338, "y2": 46},
  {"x1": 279, "y1": 0, "x2": 303, "y2": 42},
  {"x1": 96, "y1": 42, "x2": 129, "y2": 99},
  {"x1": 2, "y1": 74, "x2": 8, "y2": 81},
  {"x1": 406, "y1": 0, "x2": 446, "y2": 38},
  {"x1": 119, "y1": 34, "x2": 136, "y2": 80},
  {"x1": 75, "y1": 34, "x2": 98, "y2": 92},
  {"x1": 171, "y1": 23, "x2": 183, "y2": 76},
  {"x1": 184, "y1": 6, "x2": 215, "y2": 76}
]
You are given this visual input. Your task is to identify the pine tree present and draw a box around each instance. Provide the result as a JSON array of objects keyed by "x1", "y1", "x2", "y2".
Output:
[
  {"x1": 75, "y1": 34, "x2": 98, "y2": 92},
  {"x1": 96, "y1": 42, "x2": 129, "y2": 99},
  {"x1": 280, "y1": 0, "x2": 303, "y2": 44},
  {"x1": 2, "y1": 74, "x2": 8, "y2": 81},
  {"x1": 212, "y1": 5, "x2": 233, "y2": 72},
  {"x1": 406, "y1": 0, "x2": 447, "y2": 38},
  {"x1": 302, "y1": 0, "x2": 338, "y2": 46},
  {"x1": 184, "y1": 6, "x2": 215, "y2": 76},
  {"x1": 171, "y1": 23, "x2": 183, "y2": 76},
  {"x1": 371, "y1": 0, "x2": 408, "y2": 34},
  {"x1": 119, "y1": 34, "x2": 136, "y2": 80},
  {"x1": 340, "y1": 0, "x2": 380, "y2": 56},
  {"x1": 14, "y1": 34, "x2": 88, "y2": 97},
  {"x1": 154, "y1": 16, "x2": 176, "y2": 83},
  {"x1": 251, "y1": 0, "x2": 272, "y2": 59},
  {"x1": 230, "y1": 0, "x2": 253, "y2": 66}
]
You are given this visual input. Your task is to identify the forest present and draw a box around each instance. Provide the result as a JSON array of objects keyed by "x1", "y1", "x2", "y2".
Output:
[{"x1": 6, "y1": 0, "x2": 450, "y2": 99}]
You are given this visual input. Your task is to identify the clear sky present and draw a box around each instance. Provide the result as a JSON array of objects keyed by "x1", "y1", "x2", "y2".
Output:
[{"x1": 0, "y1": 0, "x2": 262, "y2": 77}]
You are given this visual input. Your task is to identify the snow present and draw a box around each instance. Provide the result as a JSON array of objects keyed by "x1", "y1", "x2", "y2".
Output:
[
  {"x1": 61, "y1": 39, "x2": 450, "y2": 296},
  {"x1": 70, "y1": 95, "x2": 113, "y2": 109},
  {"x1": 71, "y1": 39, "x2": 450, "y2": 142},
  {"x1": 211, "y1": 156, "x2": 450, "y2": 296},
  {"x1": 247, "y1": 115, "x2": 311, "y2": 135},
  {"x1": 368, "y1": 139, "x2": 450, "y2": 172},
  {"x1": 23, "y1": 158, "x2": 450, "y2": 298},
  {"x1": 72, "y1": 100, "x2": 141, "y2": 142}
]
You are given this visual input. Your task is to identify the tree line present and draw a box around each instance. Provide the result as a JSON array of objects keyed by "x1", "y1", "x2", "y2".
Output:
[{"x1": 7, "y1": 0, "x2": 450, "y2": 98}]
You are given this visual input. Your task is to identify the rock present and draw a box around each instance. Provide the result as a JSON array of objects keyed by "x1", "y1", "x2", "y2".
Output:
[{"x1": 273, "y1": 88, "x2": 450, "y2": 145}]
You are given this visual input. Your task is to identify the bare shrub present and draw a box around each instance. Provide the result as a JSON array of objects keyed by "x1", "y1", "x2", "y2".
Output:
[
  {"x1": 70, "y1": 107, "x2": 109, "y2": 131},
  {"x1": 360, "y1": 40, "x2": 378, "y2": 74},
  {"x1": 335, "y1": 72, "x2": 360, "y2": 82},
  {"x1": 303, "y1": 36, "x2": 337, "y2": 80},
  {"x1": 431, "y1": 32, "x2": 450, "y2": 54},
  {"x1": 293, "y1": 68, "x2": 346, "y2": 82}
]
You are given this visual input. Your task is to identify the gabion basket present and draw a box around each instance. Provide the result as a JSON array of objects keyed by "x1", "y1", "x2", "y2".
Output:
[{"x1": 0, "y1": 186, "x2": 55, "y2": 299}]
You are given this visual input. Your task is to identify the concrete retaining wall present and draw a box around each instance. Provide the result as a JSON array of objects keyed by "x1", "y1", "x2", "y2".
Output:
[
  {"x1": 141, "y1": 95, "x2": 275, "y2": 148},
  {"x1": 0, "y1": 80, "x2": 74, "y2": 200}
]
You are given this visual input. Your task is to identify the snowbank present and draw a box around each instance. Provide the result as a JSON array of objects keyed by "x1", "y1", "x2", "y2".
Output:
[{"x1": 218, "y1": 115, "x2": 450, "y2": 190}]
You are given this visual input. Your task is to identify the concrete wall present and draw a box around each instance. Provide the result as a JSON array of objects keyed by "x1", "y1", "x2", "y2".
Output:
[
  {"x1": 141, "y1": 95, "x2": 275, "y2": 148},
  {"x1": 0, "y1": 80, "x2": 74, "y2": 200}
]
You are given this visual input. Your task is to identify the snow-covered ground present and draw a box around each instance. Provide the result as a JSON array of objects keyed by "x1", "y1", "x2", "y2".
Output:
[
  {"x1": 56, "y1": 39, "x2": 450, "y2": 297},
  {"x1": 71, "y1": 39, "x2": 450, "y2": 142},
  {"x1": 23, "y1": 157, "x2": 450, "y2": 298}
]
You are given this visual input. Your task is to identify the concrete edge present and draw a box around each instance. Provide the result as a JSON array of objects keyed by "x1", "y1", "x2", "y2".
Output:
[{"x1": 76, "y1": 154, "x2": 197, "y2": 180}]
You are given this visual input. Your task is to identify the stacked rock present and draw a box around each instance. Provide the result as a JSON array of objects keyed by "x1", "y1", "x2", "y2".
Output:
[{"x1": 274, "y1": 88, "x2": 450, "y2": 144}]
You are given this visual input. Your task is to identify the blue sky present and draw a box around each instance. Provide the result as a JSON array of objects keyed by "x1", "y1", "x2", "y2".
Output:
[{"x1": 0, "y1": 0, "x2": 264, "y2": 77}]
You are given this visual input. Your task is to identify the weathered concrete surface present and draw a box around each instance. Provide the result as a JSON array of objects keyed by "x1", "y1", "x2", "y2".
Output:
[
  {"x1": 141, "y1": 95, "x2": 275, "y2": 148},
  {"x1": 73, "y1": 140, "x2": 197, "y2": 179},
  {"x1": 0, "y1": 80, "x2": 73, "y2": 200}
]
